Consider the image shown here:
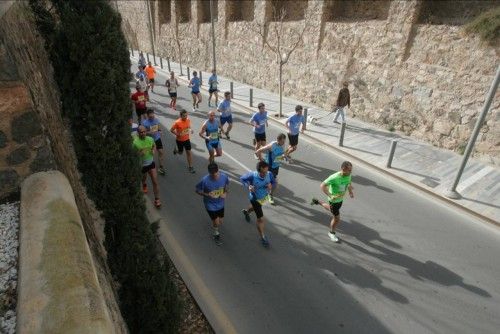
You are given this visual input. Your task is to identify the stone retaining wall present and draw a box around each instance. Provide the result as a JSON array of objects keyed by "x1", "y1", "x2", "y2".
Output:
[{"x1": 116, "y1": 0, "x2": 500, "y2": 165}]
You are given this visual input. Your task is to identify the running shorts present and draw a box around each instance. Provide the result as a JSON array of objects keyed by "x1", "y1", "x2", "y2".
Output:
[
  {"x1": 270, "y1": 167, "x2": 279, "y2": 178},
  {"x1": 141, "y1": 161, "x2": 156, "y2": 174},
  {"x1": 220, "y1": 115, "x2": 233, "y2": 125},
  {"x1": 155, "y1": 138, "x2": 163, "y2": 150},
  {"x1": 250, "y1": 200, "x2": 264, "y2": 219},
  {"x1": 209, "y1": 88, "x2": 218, "y2": 93},
  {"x1": 176, "y1": 139, "x2": 192, "y2": 153},
  {"x1": 329, "y1": 201, "x2": 343, "y2": 216},
  {"x1": 149, "y1": 78, "x2": 155, "y2": 84},
  {"x1": 288, "y1": 134, "x2": 299, "y2": 146},
  {"x1": 192, "y1": 90, "x2": 200, "y2": 95},
  {"x1": 169, "y1": 92, "x2": 177, "y2": 98},
  {"x1": 206, "y1": 140, "x2": 221, "y2": 151},
  {"x1": 207, "y1": 208, "x2": 225, "y2": 220},
  {"x1": 254, "y1": 132, "x2": 266, "y2": 142}
]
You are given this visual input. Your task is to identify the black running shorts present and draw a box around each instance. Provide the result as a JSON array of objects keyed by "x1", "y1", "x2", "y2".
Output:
[
  {"x1": 250, "y1": 200, "x2": 264, "y2": 219},
  {"x1": 329, "y1": 201, "x2": 343, "y2": 216}
]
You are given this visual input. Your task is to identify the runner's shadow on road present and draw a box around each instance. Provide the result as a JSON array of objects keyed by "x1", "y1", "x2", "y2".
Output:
[
  {"x1": 352, "y1": 175, "x2": 394, "y2": 193},
  {"x1": 282, "y1": 160, "x2": 332, "y2": 183},
  {"x1": 341, "y1": 220, "x2": 491, "y2": 298}
]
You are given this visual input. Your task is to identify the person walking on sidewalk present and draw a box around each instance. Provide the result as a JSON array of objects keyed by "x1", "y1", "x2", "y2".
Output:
[
  {"x1": 217, "y1": 91, "x2": 233, "y2": 139},
  {"x1": 311, "y1": 161, "x2": 354, "y2": 242},
  {"x1": 189, "y1": 71, "x2": 202, "y2": 112},
  {"x1": 240, "y1": 161, "x2": 276, "y2": 247},
  {"x1": 250, "y1": 103, "x2": 269, "y2": 160},
  {"x1": 195, "y1": 163, "x2": 229, "y2": 245},
  {"x1": 284, "y1": 105, "x2": 306, "y2": 163},
  {"x1": 145, "y1": 61, "x2": 156, "y2": 93},
  {"x1": 166, "y1": 71, "x2": 179, "y2": 110},
  {"x1": 208, "y1": 69, "x2": 219, "y2": 107},
  {"x1": 131, "y1": 85, "x2": 147, "y2": 124},
  {"x1": 255, "y1": 133, "x2": 286, "y2": 205},
  {"x1": 133, "y1": 125, "x2": 161, "y2": 208},
  {"x1": 333, "y1": 81, "x2": 350, "y2": 124},
  {"x1": 199, "y1": 110, "x2": 223, "y2": 163},
  {"x1": 170, "y1": 110, "x2": 196, "y2": 173},
  {"x1": 142, "y1": 108, "x2": 166, "y2": 175}
]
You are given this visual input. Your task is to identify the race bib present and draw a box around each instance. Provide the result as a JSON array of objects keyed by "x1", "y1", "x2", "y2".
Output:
[
  {"x1": 209, "y1": 132, "x2": 219, "y2": 140},
  {"x1": 257, "y1": 195, "x2": 270, "y2": 205},
  {"x1": 150, "y1": 124, "x2": 159, "y2": 132},
  {"x1": 339, "y1": 184, "x2": 347, "y2": 192},
  {"x1": 180, "y1": 128, "x2": 190, "y2": 135},
  {"x1": 275, "y1": 155, "x2": 284, "y2": 162},
  {"x1": 137, "y1": 95, "x2": 145, "y2": 102},
  {"x1": 209, "y1": 188, "x2": 224, "y2": 198}
]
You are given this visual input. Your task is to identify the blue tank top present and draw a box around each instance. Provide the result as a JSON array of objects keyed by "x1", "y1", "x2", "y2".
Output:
[
  {"x1": 191, "y1": 77, "x2": 200, "y2": 92},
  {"x1": 249, "y1": 171, "x2": 271, "y2": 202},
  {"x1": 205, "y1": 119, "x2": 220, "y2": 143},
  {"x1": 267, "y1": 142, "x2": 285, "y2": 169}
]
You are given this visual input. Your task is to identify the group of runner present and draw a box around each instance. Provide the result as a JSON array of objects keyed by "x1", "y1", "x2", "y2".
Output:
[{"x1": 131, "y1": 59, "x2": 354, "y2": 247}]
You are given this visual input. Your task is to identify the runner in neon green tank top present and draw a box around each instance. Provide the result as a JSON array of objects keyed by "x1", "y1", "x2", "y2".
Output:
[{"x1": 310, "y1": 161, "x2": 354, "y2": 242}]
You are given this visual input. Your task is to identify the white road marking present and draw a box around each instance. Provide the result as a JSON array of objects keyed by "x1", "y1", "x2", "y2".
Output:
[{"x1": 457, "y1": 165, "x2": 494, "y2": 193}]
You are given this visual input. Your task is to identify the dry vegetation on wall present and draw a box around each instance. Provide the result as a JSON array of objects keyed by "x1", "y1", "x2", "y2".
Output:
[
  {"x1": 465, "y1": 6, "x2": 500, "y2": 44},
  {"x1": 29, "y1": 0, "x2": 181, "y2": 333}
]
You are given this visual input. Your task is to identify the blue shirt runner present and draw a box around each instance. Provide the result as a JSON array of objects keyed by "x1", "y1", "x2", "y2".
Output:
[
  {"x1": 250, "y1": 112, "x2": 268, "y2": 134},
  {"x1": 195, "y1": 172, "x2": 229, "y2": 211},
  {"x1": 240, "y1": 171, "x2": 276, "y2": 203}
]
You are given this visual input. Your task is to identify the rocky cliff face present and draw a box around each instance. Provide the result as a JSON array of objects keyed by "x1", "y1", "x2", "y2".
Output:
[
  {"x1": 117, "y1": 0, "x2": 499, "y2": 165},
  {"x1": 0, "y1": 3, "x2": 127, "y2": 332}
]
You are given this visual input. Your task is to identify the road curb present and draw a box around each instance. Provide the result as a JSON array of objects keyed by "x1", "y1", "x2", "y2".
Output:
[{"x1": 143, "y1": 196, "x2": 238, "y2": 334}]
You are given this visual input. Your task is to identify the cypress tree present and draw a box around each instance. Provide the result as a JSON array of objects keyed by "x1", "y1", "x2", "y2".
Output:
[{"x1": 30, "y1": 0, "x2": 181, "y2": 332}]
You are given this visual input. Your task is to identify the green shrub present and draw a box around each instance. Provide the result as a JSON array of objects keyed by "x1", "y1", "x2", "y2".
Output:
[
  {"x1": 30, "y1": 0, "x2": 181, "y2": 332},
  {"x1": 465, "y1": 6, "x2": 500, "y2": 44}
]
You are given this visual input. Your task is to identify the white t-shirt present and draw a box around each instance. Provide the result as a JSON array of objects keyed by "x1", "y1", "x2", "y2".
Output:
[{"x1": 166, "y1": 78, "x2": 179, "y2": 93}]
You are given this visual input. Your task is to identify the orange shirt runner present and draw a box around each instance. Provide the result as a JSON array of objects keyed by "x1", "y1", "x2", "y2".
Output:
[
  {"x1": 145, "y1": 65, "x2": 156, "y2": 80},
  {"x1": 171, "y1": 118, "x2": 191, "y2": 142}
]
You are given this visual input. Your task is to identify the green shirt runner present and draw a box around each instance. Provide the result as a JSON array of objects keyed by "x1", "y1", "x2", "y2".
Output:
[
  {"x1": 133, "y1": 136, "x2": 155, "y2": 166},
  {"x1": 323, "y1": 171, "x2": 352, "y2": 203}
]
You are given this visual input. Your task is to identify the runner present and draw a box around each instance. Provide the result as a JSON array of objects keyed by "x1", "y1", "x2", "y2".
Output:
[
  {"x1": 143, "y1": 108, "x2": 166, "y2": 175},
  {"x1": 284, "y1": 104, "x2": 306, "y2": 162},
  {"x1": 240, "y1": 161, "x2": 276, "y2": 247},
  {"x1": 217, "y1": 91, "x2": 233, "y2": 139},
  {"x1": 195, "y1": 163, "x2": 229, "y2": 245},
  {"x1": 199, "y1": 110, "x2": 223, "y2": 163},
  {"x1": 165, "y1": 71, "x2": 179, "y2": 110},
  {"x1": 255, "y1": 133, "x2": 286, "y2": 205},
  {"x1": 144, "y1": 61, "x2": 156, "y2": 93},
  {"x1": 189, "y1": 71, "x2": 202, "y2": 112},
  {"x1": 170, "y1": 110, "x2": 196, "y2": 173},
  {"x1": 311, "y1": 161, "x2": 354, "y2": 242},
  {"x1": 135, "y1": 65, "x2": 147, "y2": 81},
  {"x1": 250, "y1": 102, "x2": 268, "y2": 160},
  {"x1": 136, "y1": 76, "x2": 149, "y2": 101},
  {"x1": 138, "y1": 51, "x2": 146, "y2": 68},
  {"x1": 129, "y1": 118, "x2": 138, "y2": 137},
  {"x1": 131, "y1": 85, "x2": 147, "y2": 125},
  {"x1": 133, "y1": 125, "x2": 161, "y2": 208},
  {"x1": 208, "y1": 69, "x2": 219, "y2": 107}
]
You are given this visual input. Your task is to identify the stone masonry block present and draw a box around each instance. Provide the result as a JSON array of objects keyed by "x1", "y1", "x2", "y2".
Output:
[
  {"x1": 0, "y1": 130, "x2": 7, "y2": 148},
  {"x1": 0, "y1": 169, "x2": 19, "y2": 193},
  {"x1": 11, "y1": 110, "x2": 43, "y2": 143},
  {"x1": 6, "y1": 145, "x2": 31, "y2": 165}
]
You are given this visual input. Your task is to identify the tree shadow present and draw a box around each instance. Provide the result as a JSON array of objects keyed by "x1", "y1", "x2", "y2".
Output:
[{"x1": 352, "y1": 175, "x2": 394, "y2": 193}]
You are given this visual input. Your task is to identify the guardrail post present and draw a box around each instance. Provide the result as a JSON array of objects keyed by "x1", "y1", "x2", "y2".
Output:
[
  {"x1": 160, "y1": 57, "x2": 163, "y2": 69},
  {"x1": 249, "y1": 88, "x2": 253, "y2": 106},
  {"x1": 187, "y1": 67, "x2": 191, "y2": 80},
  {"x1": 146, "y1": 52, "x2": 150, "y2": 63},
  {"x1": 386, "y1": 140, "x2": 398, "y2": 168},
  {"x1": 167, "y1": 57, "x2": 171, "y2": 72},
  {"x1": 303, "y1": 108, "x2": 308, "y2": 125},
  {"x1": 339, "y1": 122, "x2": 346, "y2": 147},
  {"x1": 131, "y1": 49, "x2": 134, "y2": 57},
  {"x1": 230, "y1": 82, "x2": 234, "y2": 98},
  {"x1": 200, "y1": 71, "x2": 203, "y2": 84}
]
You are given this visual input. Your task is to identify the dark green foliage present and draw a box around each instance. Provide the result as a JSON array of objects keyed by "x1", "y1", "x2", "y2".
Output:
[
  {"x1": 29, "y1": 0, "x2": 181, "y2": 332},
  {"x1": 465, "y1": 6, "x2": 500, "y2": 44}
]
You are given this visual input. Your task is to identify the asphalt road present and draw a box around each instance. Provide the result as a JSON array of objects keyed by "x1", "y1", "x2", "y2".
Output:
[{"x1": 132, "y1": 63, "x2": 500, "y2": 334}]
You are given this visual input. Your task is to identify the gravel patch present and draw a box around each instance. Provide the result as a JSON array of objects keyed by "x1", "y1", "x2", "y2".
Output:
[{"x1": 0, "y1": 201, "x2": 19, "y2": 334}]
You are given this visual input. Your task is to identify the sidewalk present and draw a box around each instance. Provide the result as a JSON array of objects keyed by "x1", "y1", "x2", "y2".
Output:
[{"x1": 133, "y1": 51, "x2": 500, "y2": 224}]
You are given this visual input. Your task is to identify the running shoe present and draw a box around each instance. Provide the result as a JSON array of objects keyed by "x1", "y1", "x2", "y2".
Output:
[
  {"x1": 242, "y1": 209, "x2": 250, "y2": 222},
  {"x1": 213, "y1": 234, "x2": 222, "y2": 245},
  {"x1": 225, "y1": 131, "x2": 230, "y2": 140},
  {"x1": 268, "y1": 195, "x2": 275, "y2": 205},
  {"x1": 173, "y1": 148, "x2": 178, "y2": 155},
  {"x1": 154, "y1": 198, "x2": 161, "y2": 208},
  {"x1": 192, "y1": 107, "x2": 196, "y2": 112},
  {"x1": 188, "y1": 166, "x2": 196, "y2": 174},
  {"x1": 310, "y1": 197, "x2": 320, "y2": 205},
  {"x1": 254, "y1": 153, "x2": 259, "y2": 160},
  {"x1": 261, "y1": 236, "x2": 270, "y2": 247},
  {"x1": 328, "y1": 231, "x2": 339, "y2": 242},
  {"x1": 142, "y1": 183, "x2": 148, "y2": 194},
  {"x1": 159, "y1": 166, "x2": 166, "y2": 175}
]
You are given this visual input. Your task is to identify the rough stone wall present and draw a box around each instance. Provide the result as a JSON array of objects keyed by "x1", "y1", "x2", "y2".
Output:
[
  {"x1": 0, "y1": 3, "x2": 127, "y2": 333},
  {"x1": 117, "y1": 0, "x2": 499, "y2": 165}
]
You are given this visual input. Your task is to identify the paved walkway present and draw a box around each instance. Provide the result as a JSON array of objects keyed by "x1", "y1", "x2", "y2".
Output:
[{"x1": 133, "y1": 51, "x2": 500, "y2": 224}]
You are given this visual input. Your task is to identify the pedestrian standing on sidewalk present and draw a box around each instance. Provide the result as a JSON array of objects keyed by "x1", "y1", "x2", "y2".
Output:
[
  {"x1": 166, "y1": 71, "x2": 179, "y2": 110},
  {"x1": 195, "y1": 163, "x2": 229, "y2": 245},
  {"x1": 189, "y1": 71, "x2": 202, "y2": 112},
  {"x1": 333, "y1": 81, "x2": 350, "y2": 124},
  {"x1": 143, "y1": 108, "x2": 166, "y2": 175},
  {"x1": 250, "y1": 103, "x2": 269, "y2": 160},
  {"x1": 217, "y1": 91, "x2": 233, "y2": 139},
  {"x1": 170, "y1": 110, "x2": 196, "y2": 173},
  {"x1": 208, "y1": 69, "x2": 219, "y2": 107},
  {"x1": 199, "y1": 110, "x2": 223, "y2": 163},
  {"x1": 145, "y1": 61, "x2": 156, "y2": 93},
  {"x1": 284, "y1": 105, "x2": 306, "y2": 163},
  {"x1": 241, "y1": 161, "x2": 276, "y2": 248},
  {"x1": 255, "y1": 133, "x2": 287, "y2": 205},
  {"x1": 133, "y1": 125, "x2": 161, "y2": 208},
  {"x1": 311, "y1": 161, "x2": 354, "y2": 242}
]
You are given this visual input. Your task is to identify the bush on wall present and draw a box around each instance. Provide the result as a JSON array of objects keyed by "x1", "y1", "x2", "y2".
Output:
[{"x1": 29, "y1": 0, "x2": 181, "y2": 332}]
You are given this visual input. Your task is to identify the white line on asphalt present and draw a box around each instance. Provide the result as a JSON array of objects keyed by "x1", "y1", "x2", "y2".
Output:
[
  {"x1": 457, "y1": 165, "x2": 494, "y2": 193},
  {"x1": 222, "y1": 150, "x2": 251, "y2": 172}
]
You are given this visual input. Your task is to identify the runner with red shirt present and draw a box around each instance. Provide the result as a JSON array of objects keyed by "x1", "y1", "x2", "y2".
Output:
[{"x1": 131, "y1": 86, "x2": 147, "y2": 124}]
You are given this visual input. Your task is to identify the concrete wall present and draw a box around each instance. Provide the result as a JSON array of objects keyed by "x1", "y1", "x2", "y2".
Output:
[
  {"x1": 0, "y1": 3, "x2": 127, "y2": 332},
  {"x1": 116, "y1": 0, "x2": 500, "y2": 165}
]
